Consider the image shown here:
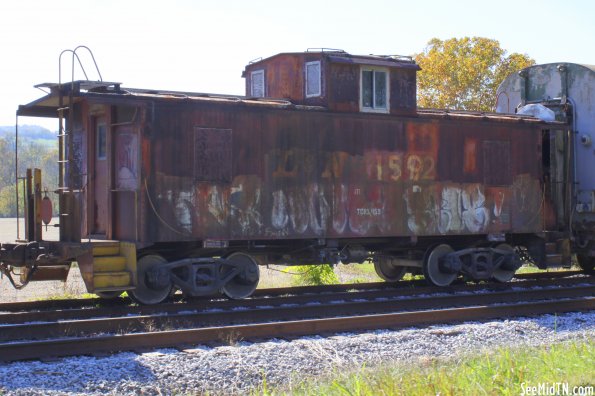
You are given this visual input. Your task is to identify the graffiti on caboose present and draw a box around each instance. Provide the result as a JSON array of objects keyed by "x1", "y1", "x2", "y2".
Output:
[{"x1": 155, "y1": 142, "x2": 540, "y2": 240}]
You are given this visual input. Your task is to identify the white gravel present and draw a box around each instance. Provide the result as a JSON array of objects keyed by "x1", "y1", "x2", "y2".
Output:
[{"x1": 0, "y1": 311, "x2": 593, "y2": 395}]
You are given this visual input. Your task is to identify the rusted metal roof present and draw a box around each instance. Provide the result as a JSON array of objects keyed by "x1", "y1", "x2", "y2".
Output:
[
  {"x1": 18, "y1": 80, "x2": 559, "y2": 126},
  {"x1": 417, "y1": 108, "x2": 563, "y2": 125}
]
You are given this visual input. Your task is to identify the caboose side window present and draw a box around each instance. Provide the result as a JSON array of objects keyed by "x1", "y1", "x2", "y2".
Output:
[
  {"x1": 96, "y1": 123, "x2": 107, "y2": 160},
  {"x1": 361, "y1": 68, "x2": 389, "y2": 113},
  {"x1": 305, "y1": 61, "x2": 321, "y2": 97},
  {"x1": 251, "y1": 69, "x2": 265, "y2": 97}
]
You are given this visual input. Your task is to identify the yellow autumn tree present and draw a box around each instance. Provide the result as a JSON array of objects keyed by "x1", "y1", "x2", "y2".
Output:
[{"x1": 415, "y1": 37, "x2": 535, "y2": 112}]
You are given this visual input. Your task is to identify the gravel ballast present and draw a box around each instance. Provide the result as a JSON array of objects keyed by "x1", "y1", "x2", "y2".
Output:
[{"x1": 0, "y1": 310, "x2": 593, "y2": 395}]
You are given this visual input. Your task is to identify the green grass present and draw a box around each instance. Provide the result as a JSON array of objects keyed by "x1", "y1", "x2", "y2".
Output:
[
  {"x1": 257, "y1": 338, "x2": 594, "y2": 395},
  {"x1": 34, "y1": 292, "x2": 97, "y2": 301},
  {"x1": 516, "y1": 263, "x2": 580, "y2": 274}
]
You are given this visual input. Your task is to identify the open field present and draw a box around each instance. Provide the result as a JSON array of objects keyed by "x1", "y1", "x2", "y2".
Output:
[{"x1": 0, "y1": 217, "x2": 59, "y2": 241}]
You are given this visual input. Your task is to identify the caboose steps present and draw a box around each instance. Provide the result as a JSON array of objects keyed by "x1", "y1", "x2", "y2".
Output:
[
  {"x1": 93, "y1": 271, "x2": 132, "y2": 289},
  {"x1": 76, "y1": 241, "x2": 137, "y2": 293},
  {"x1": 92, "y1": 244, "x2": 121, "y2": 257},
  {"x1": 93, "y1": 256, "x2": 127, "y2": 272}
]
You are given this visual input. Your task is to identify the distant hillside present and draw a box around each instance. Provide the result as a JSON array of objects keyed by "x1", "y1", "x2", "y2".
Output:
[{"x1": 0, "y1": 125, "x2": 55, "y2": 140}]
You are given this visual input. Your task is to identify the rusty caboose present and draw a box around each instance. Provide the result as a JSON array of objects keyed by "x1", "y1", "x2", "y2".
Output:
[{"x1": 2, "y1": 48, "x2": 575, "y2": 304}]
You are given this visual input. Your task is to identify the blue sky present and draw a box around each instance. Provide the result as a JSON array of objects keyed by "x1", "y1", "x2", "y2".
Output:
[{"x1": 1, "y1": 0, "x2": 593, "y2": 129}]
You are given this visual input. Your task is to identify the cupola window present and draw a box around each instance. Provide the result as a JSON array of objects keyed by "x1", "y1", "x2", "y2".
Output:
[
  {"x1": 361, "y1": 68, "x2": 388, "y2": 112},
  {"x1": 250, "y1": 70, "x2": 265, "y2": 97}
]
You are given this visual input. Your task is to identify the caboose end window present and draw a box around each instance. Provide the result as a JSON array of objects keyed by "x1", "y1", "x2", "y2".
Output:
[
  {"x1": 251, "y1": 69, "x2": 265, "y2": 97},
  {"x1": 305, "y1": 61, "x2": 321, "y2": 97},
  {"x1": 360, "y1": 67, "x2": 389, "y2": 113}
]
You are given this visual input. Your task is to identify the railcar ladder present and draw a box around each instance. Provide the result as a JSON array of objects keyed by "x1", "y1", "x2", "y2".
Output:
[{"x1": 56, "y1": 46, "x2": 104, "y2": 241}]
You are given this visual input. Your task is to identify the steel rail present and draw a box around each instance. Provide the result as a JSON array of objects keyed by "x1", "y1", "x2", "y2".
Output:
[
  {"x1": 0, "y1": 270, "x2": 587, "y2": 313},
  {"x1": 1, "y1": 276, "x2": 592, "y2": 324},
  {"x1": 0, "y1": 285, "x2": 592, "y2": 343},
  {"x1": 0, "y1": 297, "x2": 592, "y2": 362}
]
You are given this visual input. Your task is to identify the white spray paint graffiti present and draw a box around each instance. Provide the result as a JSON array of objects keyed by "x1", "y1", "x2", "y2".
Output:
[
  {"x1": 462, "y1": 184, "x2": 490, "y2": 233},
  {"x1": 287, "y1": 189, "x2": 309, "y2": 234},
  {"x1": 332, "y1": 184, "x2": 349, "y2": 234},
  {"x1": 174, "y1": 190, "x2": 195, "y2": 232},
  {"x1": 271, "y1": 190, "x2": 289, "y2": 230},
  {"x1": 439, "y1": 186, "x2": 463, "y2": 234},
  {"x1": 405, "y1": 184, "x2": 491, "y2": 235},
  {"x1": 160, "y1": 177, "x2": 536, "y2": 237},
  {"x1": 308, "y1": 183, "x2": 331, "y2": 235}
]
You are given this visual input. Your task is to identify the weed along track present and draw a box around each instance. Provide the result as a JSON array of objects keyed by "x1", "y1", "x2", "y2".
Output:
[{"x1": 0, "y1": 274, "x2": 592, "y2": 362}]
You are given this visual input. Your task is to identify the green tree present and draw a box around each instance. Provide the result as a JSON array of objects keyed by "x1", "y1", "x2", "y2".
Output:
[
  {"x1": 0, "y1": 133, "x2": 59, "y2": 218},
  {"x1": 0, "y1": 137, "x2": 15, "y2": 190},
  {"x1": 415, "y1": 37, "x2": 535, "y2": 111},
  {"x1": 0, "y1": 183, "x2": 20, "y2": 217}
]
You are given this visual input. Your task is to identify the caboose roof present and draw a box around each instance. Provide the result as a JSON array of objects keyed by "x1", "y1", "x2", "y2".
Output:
[{"x1": 17, "y1": 80, "x2": 561, "y2": 126}]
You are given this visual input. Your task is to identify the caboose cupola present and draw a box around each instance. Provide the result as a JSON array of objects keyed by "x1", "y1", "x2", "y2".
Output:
[{"x1": 242, "y1": 49, "x2": 420, "y2": 115}]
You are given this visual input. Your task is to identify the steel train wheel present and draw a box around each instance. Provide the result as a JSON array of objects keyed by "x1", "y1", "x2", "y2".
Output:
[
  {"x1": 374, "y1": 258, "x2": 407, "y2": 282},
  {"x1": 221, "y1": 252, "x2": 260, "y2": 299},
  {"x1": 492, "y1": 243, "x2": 517, "y2": 282},
  {"x1": 423, "y1": 244, "x2": 457, "y2": 287},
  {"x1": 131, "y1": 254, "x2": 173, "y2": 305}
]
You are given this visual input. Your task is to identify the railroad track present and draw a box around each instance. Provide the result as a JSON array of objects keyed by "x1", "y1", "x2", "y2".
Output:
[
  {"x1": 0, "y1": 269, "x2": 585, "y2": 313},
  {"x1": 0, "y1": 274, "x2": 592, "y2": 362},
  {"x1": 0, "y1": 275, "x2": 590, "y2": 324}
]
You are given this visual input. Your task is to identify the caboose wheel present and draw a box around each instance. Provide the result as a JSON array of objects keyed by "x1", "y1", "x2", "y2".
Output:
[
  {"x1": 131, "y1": 254, "x2": 173, "y2": 305},
  {"x1": 492, "y1": 243, "x2": 517, "y2": 282},
  {"x1": 374, "y1": 258, "x2": 407, "y2": 282},
  {"x1": 423, "y1": 244, "x2": 457, "y2": 287},
  {"x1": 221, "y1": 252, "x2": 260, "y2": 299}
]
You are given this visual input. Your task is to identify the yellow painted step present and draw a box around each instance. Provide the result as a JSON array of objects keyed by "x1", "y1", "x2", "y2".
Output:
[
  {"x1": 93, "y1": 271, "x2": 131, "y2": 288},
  {"x1": 94, "y1": 255, "x2": 127, "y2": 272},
  {"x1": 92, "y1": 245, "x2": 120, "y2": 257}
]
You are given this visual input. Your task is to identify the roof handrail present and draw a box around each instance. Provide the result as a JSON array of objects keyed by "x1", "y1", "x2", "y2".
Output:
[{"x1": 58, "y1": 45, "x2": 103, "y2": 88}]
